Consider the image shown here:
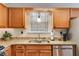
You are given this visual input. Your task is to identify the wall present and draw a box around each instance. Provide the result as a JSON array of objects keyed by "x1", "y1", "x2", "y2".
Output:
[
  {"x1": 0, "y1": 28, "x2": 25, "y2": 38},
  {"x1": 0, "y1": 28, "x2": 66, "y2": 39},
  {"x1": 54, "y1": 29, "x2": 66, "y2": 37},
  {"x1": 0, "y1": 28, "x2": 52, "y2": 38},
  {"x1": 69, "y1": 17, "x2": 79, "y2": 55}
]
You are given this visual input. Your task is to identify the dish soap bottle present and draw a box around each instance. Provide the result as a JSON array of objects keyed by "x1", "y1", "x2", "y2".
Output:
[{"x1": 51, "y1": 30, "x2": 54, "y2": 41}]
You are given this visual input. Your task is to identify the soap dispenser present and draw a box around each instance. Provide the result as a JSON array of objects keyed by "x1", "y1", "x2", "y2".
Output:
[{"x1": 51, "y1": 30, "x2": 54, "y2": 41}]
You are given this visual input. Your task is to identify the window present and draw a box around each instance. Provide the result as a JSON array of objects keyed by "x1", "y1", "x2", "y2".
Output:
[{"x1": 28, "y1": 11, "x2": 51, "y2": 33}]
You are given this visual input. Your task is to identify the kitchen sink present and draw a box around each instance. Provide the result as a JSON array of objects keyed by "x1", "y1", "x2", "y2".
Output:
[{"x1": 29, "y1": 39, "x2": 50, "y2": 43}]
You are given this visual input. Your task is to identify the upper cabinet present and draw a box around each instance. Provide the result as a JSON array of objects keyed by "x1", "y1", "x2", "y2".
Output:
[
  {"x1": 53, "y1": 8, "x2": 69, "y2": 28},
  {"x1": 70, "y1": 8, "x2": 79, "y2": 18},
  {"x1": 0, "y1": 5, "x2": 71, "y2": 29},
  {"x1": 25, "y1": 8, "x2": 33, "y2": 29},
  {"x1": 8, "y1": 8, "x2": 25, "y2": 28},
  {"x1": 0, "y1": 4, "x2": 8, "y2": 28}
]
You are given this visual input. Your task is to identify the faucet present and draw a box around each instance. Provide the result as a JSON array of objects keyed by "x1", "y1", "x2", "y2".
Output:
[{"x1": 38, "y1": 33, "x2": 50, "y2": 43}]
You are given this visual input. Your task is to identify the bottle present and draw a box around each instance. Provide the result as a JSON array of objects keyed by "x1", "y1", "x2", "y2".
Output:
[
  {"x1": 63, "y1": 33, "x2": 67, "y2": 41},
  {"x1": 51, "y1": 30, "x2": 54, "y2": 41}
]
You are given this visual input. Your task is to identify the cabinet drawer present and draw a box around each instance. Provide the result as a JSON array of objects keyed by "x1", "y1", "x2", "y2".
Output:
[
  {"x1": 15, "y1": 45, "x2": 25, "y2": 49},
  {"x1": 40, "y1": 50, "x2": 51, "y2": 56},
  {"x1": 26, "y1": 45, "x2": 51, "y2": 50}
]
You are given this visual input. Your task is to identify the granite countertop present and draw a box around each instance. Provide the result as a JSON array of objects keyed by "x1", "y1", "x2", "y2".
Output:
[{"x1": 0, "y1": 38, "x2": 76, "y2": 48}]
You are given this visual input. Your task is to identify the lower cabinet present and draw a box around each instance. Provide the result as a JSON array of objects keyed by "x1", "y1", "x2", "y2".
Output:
[
  {"x1": 26, "y1": 50, "x2": 39, "y2": 56},
  {"x1": 15, "y1": 45, "x2": 25, "y2": 56},
  {"x1": 15, "y1": 49, "x2": 25, "y2": 56},
  {"x1": 11, "y1": 45, "x2": 52, "y2": 56},
  {"x1": 4, "y1": 46, "x2": 11, "y2": 56},
  {"x1": 4, "y1": 44, "x2": 76, "y2": 56},
  {"x1": 25, "y1": 45, "x2": 52, "y2": 56},
  {"x1": 25, "y1": 50, "x2": 51, "y2": 56},
  {"x1": 40, "y1": 50, "x2": 51, "y2": 56}
]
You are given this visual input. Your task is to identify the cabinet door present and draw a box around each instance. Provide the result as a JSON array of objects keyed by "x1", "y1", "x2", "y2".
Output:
[
  {"x1": 14, "y1": 45, "x2": 25, "y2": 56},
  {"x1": 15, "y1": 49, "x2": 25, "y2": 56},
  {"x1": 9, "y1": 8, "x2": 25, "y2": 28},
  {"x1": 40, "y1": 50, "x2": 51, "y2": 56},
  {"x1": 54, "y1": 8, "x2": 69, "y2": 28},
  {"x1": 26, "y1": 45, "x2": 51, "y2": 56},
  {"x1": 0, "y1": 4, "x2": 8, "y2": 28},
  {"x1": 26, "y1": 50, "x2": 39, "y2": 56},
  {"x1": 70, "y1": 8, "x2": 79, "y2": 18},
  {"x1": 15, "y1": 44, "x2": 25, "y2": 49},
  {"x1": 11, "y1": 45, "x2": 25, "y2": 56},
  {"x1": 5, "y1": 46, "x2": 11, "y2": 56}
]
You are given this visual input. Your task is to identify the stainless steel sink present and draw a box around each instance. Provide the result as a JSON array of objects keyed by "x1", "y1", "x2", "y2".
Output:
[{"x1": 29, "y1": 39, "x2": 50, "y2": 43}]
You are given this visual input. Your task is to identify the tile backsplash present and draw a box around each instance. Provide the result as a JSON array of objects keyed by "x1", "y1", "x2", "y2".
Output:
[
  {"x1": 0, "y1": 28, "x2": 66, "y2": 38},
  {"x1": 54, "y1": 29, "x2": 67, "y2": 37},
  {"x1": 0, "y1": 28, "x2": 51, "y2": 38}
]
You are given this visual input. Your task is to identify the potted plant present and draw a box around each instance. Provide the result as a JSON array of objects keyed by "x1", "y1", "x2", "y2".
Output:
[{"x1": 2, "y1": 31, "x2": 12, "y2": 41}]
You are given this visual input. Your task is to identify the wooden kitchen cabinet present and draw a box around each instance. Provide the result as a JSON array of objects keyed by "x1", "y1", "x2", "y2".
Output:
[
  {"x1": 26, "y1": 45, "x2": 52, "y2": 56},
  {"x1": 53, "y1": 8, "x2": 69, "y2": 28},
  {"x1": 15, "y1": 44, "x2": 25, "y2": 49},
  {"x1": 8, "y1": 8, "x2": 25, "y2": 28},
  {"x1": 26, "y1": 50, "x2": 39, "y2": 56},
  {"x1": 12, "y1": 45, "x2": 25, "y2": 56},
  {"x1": 26, "y1": 49, "x2": 51, "y2": 56},
  {"x1": 26, "y1": 45, "x2": 51, "y2": 50},
  {"x1": 11, "y1": 45, "x2": 52, "y2": 56},
  {"x1": 40, "y1": 50, "x2": 51, "y2": 56},
  {"x1": 5, "y1": 44, "x2": 76, "y2": 56},
  {"x1": 15, "y1": 49, "x2": 25, "y2": 56},
  {"x1": 0, "y1": 4, "x2": 8, "y2": 28},
  {"x1": 70, "y1": 8, "x2": 79, "y2": 18},
  {"x1": 5, "y1": 46, "x2": 11, "y2": 56}
]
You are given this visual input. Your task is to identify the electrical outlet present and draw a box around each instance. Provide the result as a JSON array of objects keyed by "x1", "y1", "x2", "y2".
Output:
[{"x1": 21, "y1": 31, "x2": 23, "y2": 34}]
